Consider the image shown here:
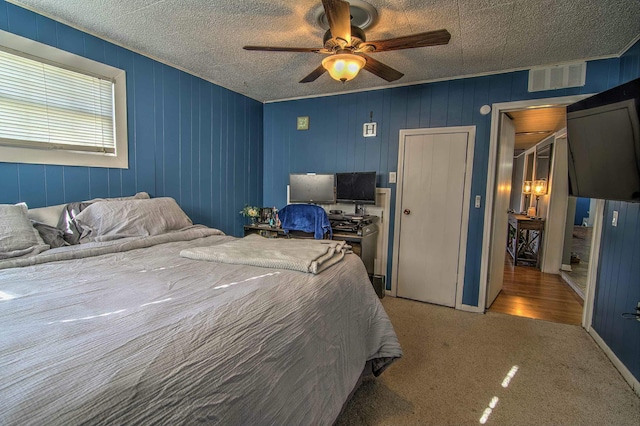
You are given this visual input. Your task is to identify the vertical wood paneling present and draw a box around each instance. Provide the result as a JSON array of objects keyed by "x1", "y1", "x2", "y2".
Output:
[
  {"x1": 198, "y1": 80, "x2": 212, "y2": 226},
  {"x1": 0, "y1": 1, "x2": 8, "y2": 30},
  {"x1": 44, "y1": 166, "x2": 64, "y2": 206},
  {"x1": 56, "y1": 22, "x2": 84, "y2": 55},
  {"x1": 591, "y1": 40, "x2": 640, "y2": 382},
  {"x1": 6, "y1": 2, "x2": 35, "y2": 38},
  {"x1": 35, "y1": 14, "x2": 56, "y2": 45},
  {"x1": 118, "y1": 48, "x2": 137, "y2": 196},
  {"x1": 17, "y1": 164, "x2": 45, "y2": 207},
  {"x1": 153, "y1": 62, "x2": 165, "y2": 197},
  {"x1": 0, "y1": 2, "x2": 262, "y2": 237},
  {"x1": 133, "y1": 55, "x2": 156, "y2": 195},
  {"x1": 162, "y1": 65, "x2": 181, "y2": 202},
  {"x1": 63, "y1": 167, "x2": 90, "y2": 202},
  {"x1": 620, "y1": 41, "x2": 640, "y2": 84},
  {"x1": 594, "y1": 202, "x2": 640, "y2": 381},
  {"x1": 179, "y1": 72, "x2": 192, "y2": 214},
  {"x1": 89, "y1": 168, "x2": 109, "y2": 199},
  {"x1": 263, "y1": 49, "x2": 626, "y2": 303},
  {"x1": 210, "y1": 85, "x2": 223, "y2": 230}
]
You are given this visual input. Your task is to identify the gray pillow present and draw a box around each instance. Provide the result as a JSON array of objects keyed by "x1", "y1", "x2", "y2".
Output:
[
  {"x1": 75, "y1": 197, "x2": 193, "y2": 242},
  {"x1": 32, "y1": 220, "x2": 68, "y2": 248},
  {"x1": 57, "y1": 202, "x2": 93, "y2": 245},
  {"x1": 0, "y1": 204, "x2": 49, "y2": 259}
]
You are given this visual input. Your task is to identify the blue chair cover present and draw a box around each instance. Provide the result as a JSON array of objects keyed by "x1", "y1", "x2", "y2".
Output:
[{"x1": 278, "y1": 204, "x2": 332, "y2": 240}]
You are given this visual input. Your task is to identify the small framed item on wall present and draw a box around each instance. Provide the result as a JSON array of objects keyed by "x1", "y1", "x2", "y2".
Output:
[{"x1": 297, "y1": 116, "x2": 309, "y2": 130}]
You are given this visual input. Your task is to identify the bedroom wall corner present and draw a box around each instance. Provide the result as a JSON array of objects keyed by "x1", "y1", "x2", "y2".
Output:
[{"x1": 0, "y1": 0, "x2": 263, "y2": 237}]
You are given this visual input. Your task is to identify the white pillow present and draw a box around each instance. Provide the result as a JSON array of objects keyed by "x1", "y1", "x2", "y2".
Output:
[
  {"x1": 0, "y1": 203, "x2": 49, "y2": 259},
  {"x1": 84, "y1": 191, "x2": 151, "y2": 204},
  {"x1": 27, "y1": 203, "x2": 66, "y2": 227},
  {"x1": 75, "y1": 197, "x2": 193, "y2": 242}
]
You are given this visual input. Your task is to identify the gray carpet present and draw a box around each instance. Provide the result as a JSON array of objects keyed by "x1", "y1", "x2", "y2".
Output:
[{"x1": 336, "y1": 297, "x2": 640, "y2": 425}]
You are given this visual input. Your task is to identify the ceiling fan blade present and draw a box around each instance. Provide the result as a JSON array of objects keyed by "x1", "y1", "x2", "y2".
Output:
[
  {"x1": 299, "y1": 64, "x2": 327, "y2": 83},
  {"x1": 359, "y1": 54, "x2": 404, "y2": 82},
  {"x1": 322, "y1": 0, "x2": 351, "y2": 44},
  {"x1": 243, "y1": 46, "x2": 323, "y2": 53},
  {"x1": 363, "y1": 29, "x2": 451, "y2": 52}
]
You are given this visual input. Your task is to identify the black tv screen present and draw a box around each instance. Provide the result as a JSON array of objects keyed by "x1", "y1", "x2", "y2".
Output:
[
  {"x1": 567, "y1": 78, "x2": 640, "y2": 202},
  {"x1": 336, "y1": 172, "x2": 377, "y2": 205},
  {"x1": 289, "y1": 173, "x2": 335, "y2": 204}
]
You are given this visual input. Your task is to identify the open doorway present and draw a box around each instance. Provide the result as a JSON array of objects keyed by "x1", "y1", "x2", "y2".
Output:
[
  {"x1": 478, "y1": 95, "x2": 602, "y2": 327},
  {"x1": 559, "y1": 197, "x2": 595, "y2": 299}
]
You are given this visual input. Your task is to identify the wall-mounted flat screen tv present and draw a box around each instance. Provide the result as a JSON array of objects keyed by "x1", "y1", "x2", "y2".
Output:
[
  {"x1": 289, "y1": 173, "x2": 335, "y2": 204},
  {"x1": 335, "y1": 172, "x2": 377, "y2": 205},
  {"x1": 566, "y1": 77, "x2": 640, "y2": 202}
]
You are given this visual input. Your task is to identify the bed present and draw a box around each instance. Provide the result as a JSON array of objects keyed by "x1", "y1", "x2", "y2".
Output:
[{"x1": 0, "y1": 196, "x2": 402, "y2": 424}]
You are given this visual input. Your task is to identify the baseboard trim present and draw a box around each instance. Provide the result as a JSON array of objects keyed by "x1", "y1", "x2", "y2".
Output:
[
  {"x1": 457, "y1": 303, "x2": 484, "y2": 313},
  {"x1": 588, "y1": 328, "x2": 640, "y2": 397},
  {"x1": 559, "y1": 271, "x2": 585, "y2": 300}
]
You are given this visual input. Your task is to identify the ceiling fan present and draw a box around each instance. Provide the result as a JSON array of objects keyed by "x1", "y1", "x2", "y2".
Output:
[{"x1": 243, "y1": 0, "x2": 451, "y2": 83}]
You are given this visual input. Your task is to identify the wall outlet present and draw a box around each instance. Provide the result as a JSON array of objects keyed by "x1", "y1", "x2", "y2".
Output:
[
  {"x1": 636, "y1": 302, "x2": 640, "y2": 322},
  {"x1": 475, "y1": 195, "x2": 481, "y2": 208},
  {"x1": 389, "y1": 172, "x2": 397, "y2": 184}
]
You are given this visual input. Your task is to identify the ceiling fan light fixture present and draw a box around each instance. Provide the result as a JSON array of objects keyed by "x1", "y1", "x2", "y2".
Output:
[{"x1": 322, "y1": 53, "x2": 366, "y2": 82}]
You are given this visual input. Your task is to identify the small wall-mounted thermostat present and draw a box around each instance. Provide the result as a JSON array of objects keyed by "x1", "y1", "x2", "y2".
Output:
[{"x1": 363, "y1": 122, "x2": 377, "y2": 137}]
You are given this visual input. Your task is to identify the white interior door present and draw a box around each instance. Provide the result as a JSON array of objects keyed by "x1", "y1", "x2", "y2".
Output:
[
  {"x1": 486, "y1": 114, "x2": 516, "y2": 308},
  {"x1": 394, "y1": 128, "x2": 474, "y2": 307}
]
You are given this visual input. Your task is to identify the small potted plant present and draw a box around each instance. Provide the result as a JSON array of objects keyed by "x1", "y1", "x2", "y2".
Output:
[{"x1": 240, "y1": 205, "x2": 260, "y2": 225}]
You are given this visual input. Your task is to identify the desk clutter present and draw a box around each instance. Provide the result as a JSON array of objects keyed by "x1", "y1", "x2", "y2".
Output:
[{"x1": 244, "y1": 205, "x2": 379, "y2": 279}]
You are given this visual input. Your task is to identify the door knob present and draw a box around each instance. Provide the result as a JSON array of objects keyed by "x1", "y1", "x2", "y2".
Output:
[{"x1": 403, "y1": 209, "x2": 411, "y2": 215}]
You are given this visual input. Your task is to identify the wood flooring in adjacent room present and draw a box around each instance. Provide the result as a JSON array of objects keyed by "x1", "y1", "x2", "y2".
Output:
[{"x1": 488, "y1": 254, "x2": 584, "y2": 325}]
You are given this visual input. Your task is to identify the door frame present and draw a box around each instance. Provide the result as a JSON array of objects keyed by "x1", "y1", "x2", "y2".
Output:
[
  {"x1": 391, "y1": 126, "x2": 476, "y2": 311},
  {"x1": 478, "y1": 95, "x2": 594, "y2": 314}
]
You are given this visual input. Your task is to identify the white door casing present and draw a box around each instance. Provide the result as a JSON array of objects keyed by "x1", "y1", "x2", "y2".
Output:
[
  {"x1": 392, "y1": 126, "x2": 475, "y2": 309},
  {"x1": 486, "y1": 114, "x2": 516, "y2": 308},
  {"x1": 478, "y1": 95, "x2": 592, "y2": 313}
]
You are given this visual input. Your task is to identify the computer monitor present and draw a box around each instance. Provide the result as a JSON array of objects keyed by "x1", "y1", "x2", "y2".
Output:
[
  {"x1": 288, "y1": 173, "x2": 335, "y2": 204},
  {"x1": 335, "y1": 171, "x2": 377, "y2": 214}
]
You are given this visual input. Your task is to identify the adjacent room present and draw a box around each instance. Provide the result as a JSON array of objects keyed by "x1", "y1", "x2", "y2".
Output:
[{"x1": 1, "y1": 1, "x2": 639, "y2": 424}]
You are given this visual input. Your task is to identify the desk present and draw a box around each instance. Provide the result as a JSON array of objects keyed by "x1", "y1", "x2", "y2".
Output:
[{"x1": 507, "y1": 214, "x2": 545, "y2": 268}]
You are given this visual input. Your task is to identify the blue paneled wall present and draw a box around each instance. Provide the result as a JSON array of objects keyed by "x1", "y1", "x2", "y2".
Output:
[
  {"x1": 0, "y1": 1, "x2": 263, "y2": 237},
  {"x1": 263, "y1": 57, "x2": 621, "y2": 305},
  {"x1": 264, "y1": 39, "x2": 640, "y2": 382},
  {"x1": 592, "y1": 40, "x2": 640, "y2": 382}
]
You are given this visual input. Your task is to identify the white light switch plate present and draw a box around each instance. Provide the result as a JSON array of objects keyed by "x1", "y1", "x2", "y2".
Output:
[
  {"x1": 389, "y1": 172, "x2": 396, "y2": 183},
  {"x1": 475, "y1": 195, "x2": 481, "y2": 208},
  {"x1": 612, "y1": 210, "x2": 618, "y2": 227}
]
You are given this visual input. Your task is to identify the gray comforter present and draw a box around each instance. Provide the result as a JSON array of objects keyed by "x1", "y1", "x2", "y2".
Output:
[{"x1": 0, "y1": 227, "x2": 402, "y2": 425}]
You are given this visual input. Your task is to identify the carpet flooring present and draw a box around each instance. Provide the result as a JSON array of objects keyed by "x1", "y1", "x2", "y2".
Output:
[{"x1": 336, "y1": 297, "x2": 640, "y2": 425}]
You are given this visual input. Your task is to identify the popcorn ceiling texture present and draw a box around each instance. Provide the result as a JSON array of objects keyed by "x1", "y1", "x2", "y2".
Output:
[{"x1": 7, "y1": 0, "x2": 640, "y2": 102}]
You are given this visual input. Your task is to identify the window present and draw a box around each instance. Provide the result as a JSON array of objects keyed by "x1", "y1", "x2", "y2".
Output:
[{"x1": 0, "y1": 30, "x2": 128, "y2": 168}]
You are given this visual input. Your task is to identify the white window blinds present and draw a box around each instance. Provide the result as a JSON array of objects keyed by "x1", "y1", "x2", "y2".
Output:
[{"x1": 0, "y1": 48, "x2": 116, "y2": 154}]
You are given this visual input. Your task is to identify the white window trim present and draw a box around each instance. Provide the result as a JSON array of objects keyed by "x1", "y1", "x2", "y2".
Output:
[{"x1": 0, "y1": 29, "x2": 128, "y2": 169}]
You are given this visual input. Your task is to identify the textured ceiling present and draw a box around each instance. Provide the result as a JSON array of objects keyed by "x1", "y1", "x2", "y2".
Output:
[{"x1": 8, "y1": 0, "x2": 640, "y2": 103}]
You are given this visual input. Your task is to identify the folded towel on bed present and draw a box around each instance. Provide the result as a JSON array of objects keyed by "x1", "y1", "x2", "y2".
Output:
[
  {"x1": 278, "y1": 204, "x2": 332, "y2": 240},
  {"x1": 180, "y1": 234, "x2": 348, "y2": 274}
]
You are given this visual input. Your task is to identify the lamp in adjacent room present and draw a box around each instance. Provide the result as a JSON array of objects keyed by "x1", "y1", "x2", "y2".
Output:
[
  {"x1": 533, "y1": 179, "x2": 547, "y2": 198},
  {"x1": 322, "y1": 53, "x2": 366, "y2": 82},
  {"x1": 522, "y1": 180, "x2": 532, "y2": 215},
  {"x1": 531, "y1": 179, "x2": 548, "y2": 217}
]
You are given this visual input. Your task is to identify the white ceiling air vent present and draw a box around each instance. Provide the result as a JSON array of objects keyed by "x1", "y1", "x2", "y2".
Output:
[{"x1": 528, "y1": 62, "x2": 586, "y2": 92}]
